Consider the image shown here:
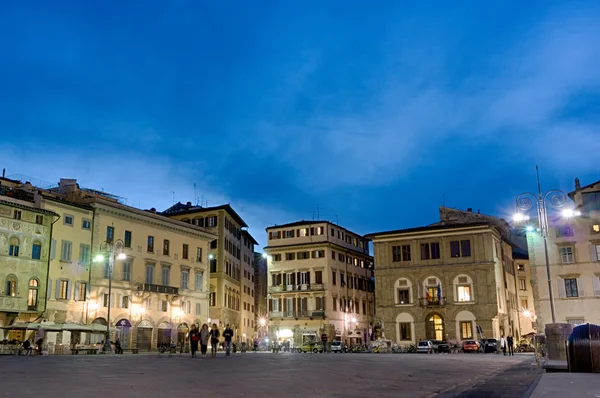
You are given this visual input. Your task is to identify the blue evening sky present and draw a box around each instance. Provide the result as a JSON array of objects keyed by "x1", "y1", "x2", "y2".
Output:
[{"x1": 1, "y1": 1, "x2": 599, "y2": 247}]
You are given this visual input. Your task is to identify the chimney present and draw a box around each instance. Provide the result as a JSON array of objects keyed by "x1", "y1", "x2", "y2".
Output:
[
  {"x1": 186, "y1": 201, "x2": 192, "y2": 206},
  {"x1": 467, "y1": 208, "x2": 473, "y2": 212},
  {"x1": 2, "y1": 168, "x2": 5, "y2": 178},
  {"x1": 575, "y1": 178, "x2": 581, "y2": 190},
  {"x1": 150, "y1": 207, "x2": 156, "y2": 213}
]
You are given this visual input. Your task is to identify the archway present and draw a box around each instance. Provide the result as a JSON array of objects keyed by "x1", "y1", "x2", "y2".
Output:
[
  {"x1": 395, "y1": 313, "x2": 415, "y2": 344},
  {"x1": 425, "y1": 314, "x2": 445, "y2": 341},
  {"x1": 157, "y1": 322, "x2": 172, "y2": 348},
  {"x1": 136, "y1": 320, "x2": 153, "y2": 351},
  {"x1": 90, "y1": 318, "x2": 108, "y2": 344},
  {"x1": 116, "y1": 319, "x2": 132, "y2": 349},
  {"x1": 177, "y1": 323, "x2": 189, "y2": 346}
]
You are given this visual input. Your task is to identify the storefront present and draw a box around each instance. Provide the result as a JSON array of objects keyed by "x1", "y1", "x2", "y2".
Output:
[
  {"x1": 136, "y1": 320, "x2": 153, "y2": 351},
  {"x1": 116, "y1": 319, "x2": 131, "y2": 349}
]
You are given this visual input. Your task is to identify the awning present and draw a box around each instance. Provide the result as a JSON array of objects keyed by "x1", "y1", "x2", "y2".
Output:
[{"x1": 0, "y1": 322, "x2": 61, "y2": 331}]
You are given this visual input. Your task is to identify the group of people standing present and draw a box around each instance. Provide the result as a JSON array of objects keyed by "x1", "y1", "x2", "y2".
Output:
[
  {"x1": 500, "y1": 335, "x2": 515, "y2": 356},
  {"x1": 188, "y1": 323, "x2": 234, "y2": 358}
]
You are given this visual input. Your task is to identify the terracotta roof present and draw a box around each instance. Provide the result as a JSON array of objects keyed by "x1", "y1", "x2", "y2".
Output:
[{"x1": 162, "y1": 202, "x2": 248, "y2": 228}]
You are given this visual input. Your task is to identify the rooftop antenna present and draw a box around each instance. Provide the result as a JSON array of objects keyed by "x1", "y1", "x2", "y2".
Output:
[{"x1": 172, "y1": 191, "x2": 175, "y2": 205}]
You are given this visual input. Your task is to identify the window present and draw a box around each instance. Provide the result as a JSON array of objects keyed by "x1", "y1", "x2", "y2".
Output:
[
  {"x1": 82, "y1": 219, "x2": 91, "y2": 230},
  {"x1": 160, "y1": 300, "x2": 168, "y2": 312},
  {"x1": 163, "y1": 239, "x2": 170, "y2": 256},
  {"x1": 76, "y1": 244, "x2": 90, "y2": 266},
  {"x1": 210, "y1": 258, "x2": 217, "y2": 273},
  {"x1": 568, "y1": 318, "x2": 585, "y2": 327},
  {"x1": 196, "y1": 247, "x2": 203, "y2": 262},
  {"x1": 521, "y1": 299, "x2": 528, "y2": 310},
  {"x1": 209, "y1": 292, "x2": 216, "y2": 306},
  {"x1": 285, "y1": 230, "x2": 295, "y2": 238},
  {"x1": 299, "y1": 228, "x2": 308, "y2": 237},
  {"x1": 556, "y1": 227, "x2": 574, "y2": 237},
  {"x1": 315, "y1": 296, "x2": 324, "y2": 311},
  {"x1": 77, "y1": 282, "x2": 87, "y2": 301},
  {"x1": 147, "y1": 236, "x2": 154, "y2": 252},
  {"x1": 594, "y1": 245, "x2": 600, "y2": 262},
  {"x1": 338, "y1": 253, "x2": 345, "y2": 262},
  {"x1": 64, "y1": 214, "x2": 74, "y2": 226},
  {"x1": 9, "y1": 237, "x2": 19, "y2": 257},
  {"x1": 399, "y1": 323, "x2": 411, "y2": 340},
  {"x1": 460, "y1": 322, "x2": 473, "y2": 339},
  {"x1": 196, "y1": 303, "x2": 201, "y2": 316},
  {"x1": 32, "y1": 241, "x2": 42, "y2": 260},
  {"x1": 106, "y1": 226, "x2": 114, "y2": 243},
  {"x1": 59, "y1": 280, "x2": 69, "y2": 300},
  {"x1": 181, "y1": 269, "x2": 189, "y2": 289},
  {"x1": 460, "y1": 240, "x2": 471, "y2": 257},
  {"x1": 161, "y1": 267, "x2": 170, "y2": 286},
  {"x1": 392, "y1": 246, "x2": 402, "y2": 262},
  {"x1": 420, "y1": 243, "x2": 430, "y2": 260},
  {"x1": 182, "y1": 244, "x2": 189, "y2": 260},
  {"x1": 13, "y1": 210, "x2": 21, "y2": 220},
  {"x1": 208, "y1": 216, "x2": 217, "y2": 227},
  {"x1": 593, "y1": 224, "x2": 600, "y2": 234},
  {"x1": 285, "y1": 252, "x2": 296, "y2": 261},
  {"x1": 122, "y1": 296, "x2": 129, "y2": 309},
  {"x1": 122, "y1": 260, "x2": 131, "y2": 281},
  {"x1": 457, "y1": 285, "x2": 471, "y2": 302},
  {"x1": 315, "y1": 271, "x2": 323, "y2": 284},
  {"x1": 5, "y1": 275, "x2": 17, "y2": 297},
  {"x1": 565, "y1": 278, "x2": 579, "y2": 297},
  {"x1": 145, "y1": 264, "x2": 154, "y2": 284},
  {"x1": 332, "y1": 271, "x2": 337, "y2": 285},
  {"x1": 311, "y1": 250, "x2": 325, "y2": 258},
  {"x1": 210, "y1": 240, "x2": 217, "y2": 249},
  {"x1": 60, "y1": 240, "x2": 72, "y2": 262},
  {"x1": 35, "y1": 215, "x2": 43, "y2": 225},
  {"x1": 195, "y1": 272, "x2": 203, "y2": 291},
  {"x1": 431, "y1": 242, "x2": 441, "y2": 259},
  {"x1": 517, "y1": 264, "x2": 525, "y2": 271},
  {"x1": 397, "y1": 289, "x2": 410, "y2": 304},
  {"x1": 402, "y1": 245, "x2": 411, "y2": 261},
  {"x1": 450, "y1": 241, "x2": 460, "y2": 257},
  {"x1": 124, "y1": 231, "x2": 132, "y2": 248},
  {"x1": 27, "y1": 279, "x2": 38, "y2": 308},
  {"x1": 560, "y1": 247, "x2": 574, "y2": 264},
  {"x1": 298, "y1": 251, "x2": 310, "y2": 260},
  {"x1": 519, "y1": 279, "x2": 527, "y2": 291},
  {"x1": 270, "y1": 253, "x2": 281, "y2": 262}
]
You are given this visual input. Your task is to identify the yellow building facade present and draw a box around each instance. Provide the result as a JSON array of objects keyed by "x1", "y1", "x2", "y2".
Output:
[
  {"x1": 265, "y1": 221, "x2": 375, "y2": 348},
  {"x1": 367, "y1": 223, "x2": 523, "y2": 346}
]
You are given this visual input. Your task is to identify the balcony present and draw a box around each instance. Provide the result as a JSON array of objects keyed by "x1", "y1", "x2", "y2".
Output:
[
  {"x1": 269, "y1": 310, "x2": 326, "y2": 319},
  {"x1": 268, "y1": 283, "x2": 326, "y2": 294},
  {"x1": 419, "y1": 297, "x2": 447, "y2": 308},
  {"x1": 141, "y1": 283, "x2": 179, "y2": 295},
  {"x1": 0, "y1": 186, "x2": 35, "y2": 202}
]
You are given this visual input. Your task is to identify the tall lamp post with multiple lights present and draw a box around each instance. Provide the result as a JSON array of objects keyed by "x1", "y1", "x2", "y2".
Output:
[
  {"x1": 94, "y1": 238, "x2": 126, "y2": 352},
  {"x1": 513, "y1": 168, "x2": 580, "y2": 324}
]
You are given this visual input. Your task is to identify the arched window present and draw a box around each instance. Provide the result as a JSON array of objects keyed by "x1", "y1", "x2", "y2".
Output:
[
  {"x1": 32, "y1": 240, "x2": 42, "y2": 260},
  {"x1": 394, "y1": 278, "x2": 413, "y2": 305},
  {"x1": 426, "y1": 314, "x2": 445, "y2": 341},
  {"x1": 453, "y1": 274, "x2": 474, "y2": 303},
  {"x1": 5, "y1": 275, "x2": 17, "y2": 297},
  {"x1": 422, "y1": 276, "x2": 443, "y2": 305},
  {"x1": 396, "y1": 313, "x2": 415, "y2": 343},
  {"x1": 28, "y1": 278, "x2": 39, "y2": 308},
  {"x1": 9, "y1": 237, "x2": 20, "y2": 257}
]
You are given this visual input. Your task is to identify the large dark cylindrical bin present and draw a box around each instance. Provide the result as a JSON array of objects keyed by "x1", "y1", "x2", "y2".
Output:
[{"x1": 566, "y1": 323, "x2": 600, "y2": 373}]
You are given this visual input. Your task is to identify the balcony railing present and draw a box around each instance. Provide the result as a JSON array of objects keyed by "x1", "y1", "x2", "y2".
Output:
[
  {"x1": 141, "y1": 283, "x2": 179, "y2": 295},
  {"x1": 0, "y1": 186, "x2": 35, "y2": 202},
  {"x1": 269, "y1": 310, "x2": 325, "y2": 319},
  {"x1": 268, "y1": 283, "x2": 326, "y2": 293},
  {"x1": 419, "y1": 297, "x2": 447, "y2": 307}
]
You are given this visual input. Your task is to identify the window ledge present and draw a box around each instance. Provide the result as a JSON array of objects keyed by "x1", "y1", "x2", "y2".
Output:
[
  {"x1": 454, "y1": 301, "x2": 476, "y2": 305},
  {"x1": 395, "y1": 303, "x2": 414, "y2": 307}
]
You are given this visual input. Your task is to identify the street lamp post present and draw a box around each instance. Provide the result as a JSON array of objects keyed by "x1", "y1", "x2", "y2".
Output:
[
  {"x1": 94, "y1": 238, "x2": 126, "y2": 352},
  {"x1": 513, "y1": 167, "x2": 580, "y2": 324}
]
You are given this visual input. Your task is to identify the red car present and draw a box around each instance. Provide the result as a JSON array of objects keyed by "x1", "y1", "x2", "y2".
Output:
[{"x1": 462, "y1": 340, "x2": 480, "y2": 353}]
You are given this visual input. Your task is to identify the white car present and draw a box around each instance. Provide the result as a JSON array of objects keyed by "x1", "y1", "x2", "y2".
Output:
[
  {"x1": 417, "y1": 340, "x2": 433, "y2": 353},
  {"x1": 330, "y1": 341, "x2": 345, "y2": 353}
]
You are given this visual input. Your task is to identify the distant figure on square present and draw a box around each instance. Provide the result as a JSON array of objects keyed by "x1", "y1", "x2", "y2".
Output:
[
  {"x1": 210, "y1": 324, "x2": 220, "y2": 358},
  {"x1": 500, "y1": 335, "x2": 506, "y2": 356},
  {"x1": 189, "y1": 324, "x2": 200, "y2": 358},
  {"x1": 507, "y1": 335, "x2": 514, "y2": 356},
  {"x1": 200, "y1": 323, "x2": 210, "y2": 357},
  {"x1": 223, "y1": 324, "x2": 234, "y2": 356}
]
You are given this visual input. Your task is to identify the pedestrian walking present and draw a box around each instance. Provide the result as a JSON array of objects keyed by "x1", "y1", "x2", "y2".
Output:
[
  {"x1": 200, "y1": 324, "x2": 210, "y2": 357},
  {"x1": 210, "y1": 324, "x2": 220, "y2": 358},
  {"x1": 223, "y1": 324, "x2": 234, "y2": 356},
  {"x1": 500, "y1": 335, "x2": 506, "y2": 356},
  {"x1": 189, "y1": 325, "x2": 200, "y2": 358},
  {"x1": 507, "y1": 335, "x2": 514, "y2": 356}
]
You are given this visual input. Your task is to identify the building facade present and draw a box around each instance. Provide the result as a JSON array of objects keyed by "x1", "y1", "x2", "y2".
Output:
[
  {"x1": 49, "y1": 180, "x2": 216, "y2": 351},
  {"x1": 253, "y1": 252, "x2": 268, "y2": 340},
  {"x1": 367, "y1": 222, "x2": 523, "y2": 346},
  {"x1": 240, "y1": 230, "x2": 257, "y2": 345},
  {"x1": 163, "y1": 202, "x2": 252, "y2": 343},
  {"x1": 528, "y1": 178, "x2": 600, "y2": 329},
  {"x1": 0, "y1": 178, "x2": 56, "y2": 340},
  {"x1": 265, "y1": 221, "x2": 375, "y2": 348}
]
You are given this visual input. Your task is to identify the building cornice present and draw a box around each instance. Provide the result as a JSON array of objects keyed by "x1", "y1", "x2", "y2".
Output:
[
  {"x1": 264, "y1": 241, "x2": 372, "y2": 260},
  {"x1": 367, "y1": 224, "x2": 500, "y2": 243}
]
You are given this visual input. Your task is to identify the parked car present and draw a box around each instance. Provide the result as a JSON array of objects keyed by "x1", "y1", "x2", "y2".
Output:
[
  {"x1": 462, "y1": 340, "x2": 480, "y2": 353},
  {"x1": 481, "y1": 338, "x2": 498, "y2": 353},
  {"x1": 431, "y1": 340, "x2": 451, "y2": 353},
  {"x1": 297, "y1": 342, "x2": 323, "y2": 353},
  {"x1": 330, "y1": 341, "x2": 346, "y2": 353},
  {"x1": 417, "y1": 340, "x2": 433, "y2": 353}
]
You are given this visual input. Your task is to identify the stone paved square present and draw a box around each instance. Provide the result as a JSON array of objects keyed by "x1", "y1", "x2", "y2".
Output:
[{"x1": 0, "y1": 352, "x2": 539, "y2": 397}]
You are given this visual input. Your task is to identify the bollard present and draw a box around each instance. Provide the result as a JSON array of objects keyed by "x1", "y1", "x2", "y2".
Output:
[{"x1": 567, "y1": 323, "x2": 600, "y2": 373}]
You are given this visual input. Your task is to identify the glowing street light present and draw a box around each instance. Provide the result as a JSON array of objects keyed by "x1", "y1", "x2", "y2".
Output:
[
  {"x1": 259, "y1": 318, "x2": 266, "y2": 327},
  {"x1": 512, "y1": 213, "x2": 530, "y2": 223},
  {"x1": 262, "y1": 253, "x2": 268, "y2": 259},
  {"x1": 561, "y1": 208, "x2": 581, "y2": 219},
  {"x1": 523, "y1": 309, "x2": 532, "y2": 319}
]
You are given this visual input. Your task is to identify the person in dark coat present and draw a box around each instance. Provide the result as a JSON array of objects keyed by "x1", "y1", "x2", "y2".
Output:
[
  {"x1": 189, "y1": 325, "x2": 200, "y2": 358},
  {"x1": 507, "y1": 335, "x2": 514, "y2": 356}
]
